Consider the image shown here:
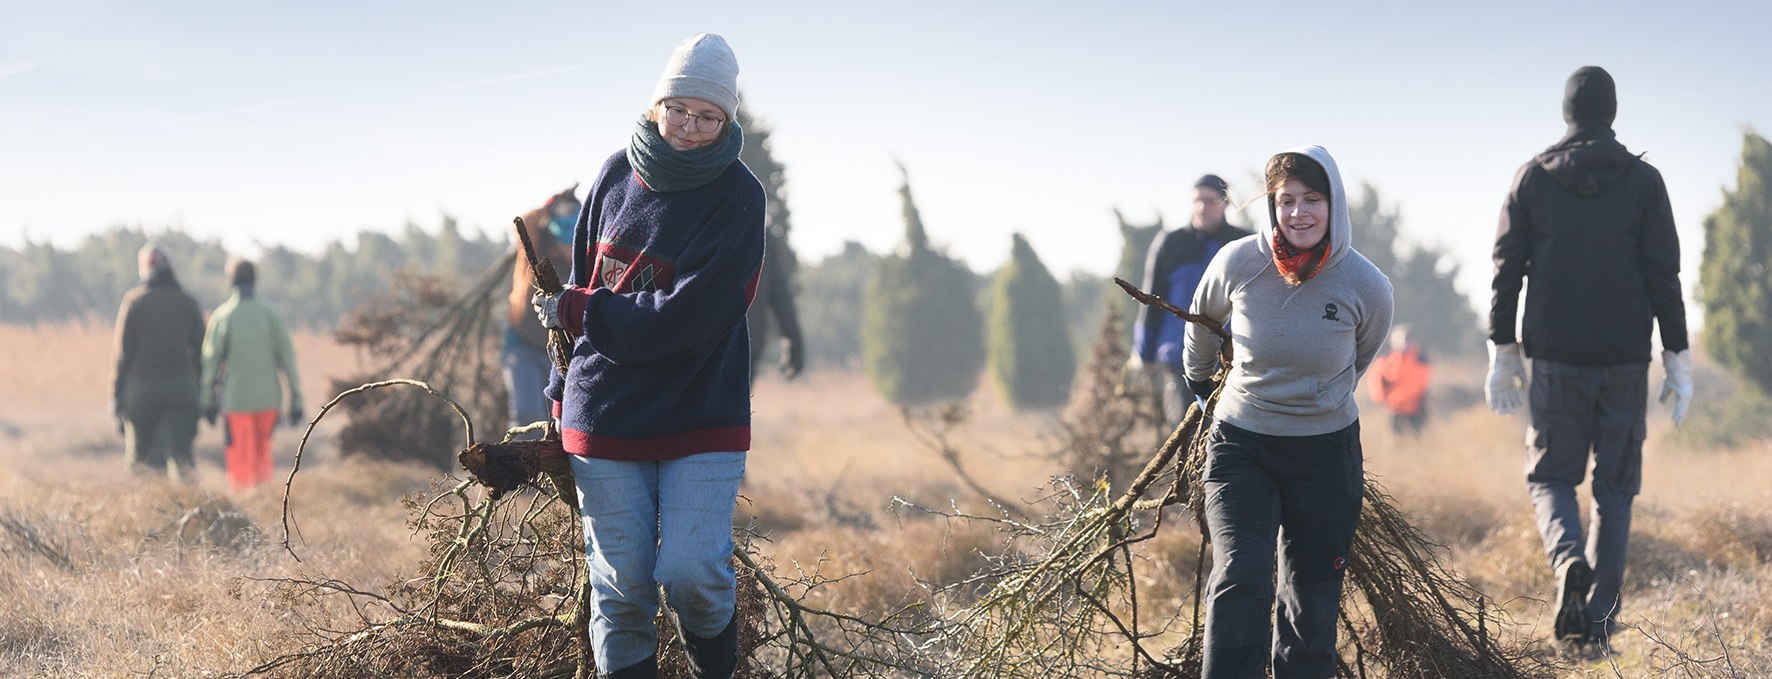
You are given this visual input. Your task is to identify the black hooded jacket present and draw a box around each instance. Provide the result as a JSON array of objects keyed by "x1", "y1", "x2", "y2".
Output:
[{"x1": 1489, "y1": 67, "x2": 1688, "y2": 366}]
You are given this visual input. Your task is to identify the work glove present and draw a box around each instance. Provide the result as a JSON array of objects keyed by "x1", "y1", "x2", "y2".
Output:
[
  {"x1": 532, "y1": 290, "x2": 566, "y2": 330},
  {"x1": 1185, "y1": 375, "x2": 1220, "y2": 412},
  {"x1": 287, "y1": 404, "x2": 305, "y2": 428},
  {"x1": 1658, "y1": 349, "x2": 1694, "y2": 427},
  {"x1": 1485, "y1": 341, "x2": 1526, "y2": 415}
]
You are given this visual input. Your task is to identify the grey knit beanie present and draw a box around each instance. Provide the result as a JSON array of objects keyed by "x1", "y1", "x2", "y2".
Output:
[{"x1": 651, "y1": 33, "x2": 740, "y2": 122}]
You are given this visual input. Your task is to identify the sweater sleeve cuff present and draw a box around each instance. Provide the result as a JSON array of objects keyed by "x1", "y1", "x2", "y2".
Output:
[
  {"x1": 1661, "y1": 333, "x2": 1690, "y2": 353},
  {"x1": 560, "y1": 287, "x2": 592, "y2": 336}
]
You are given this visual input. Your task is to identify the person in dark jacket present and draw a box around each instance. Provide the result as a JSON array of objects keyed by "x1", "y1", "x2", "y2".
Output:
[
  {"x1": 111, "y1": 244, "x2": 206, "y2": 481},
  {"x1": 1130, "y1": 174, "x2": 1251, "y2": 425},
  {"x1": 1486, "y1": 65, "x2": 1694, "y2": 651},
  {"x1": 530, "y1": 33, "x2": 763, "y2": 679},
  {"x1": 746, "y1": 227, "x2": 804, "y2": 381},
  {"x1": 504, "y1": 189, "x2": 578, "y2": 432}
]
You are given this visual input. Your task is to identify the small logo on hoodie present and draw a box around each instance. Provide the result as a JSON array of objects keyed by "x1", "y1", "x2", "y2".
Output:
[{"x1": 1323, "y1": 303, "x2": 1341, "y2": 322}]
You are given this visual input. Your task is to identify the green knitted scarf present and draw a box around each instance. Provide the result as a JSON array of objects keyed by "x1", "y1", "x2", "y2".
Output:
[{"x1": 626, "y1": 116, "x2": 744, "y2": 192}]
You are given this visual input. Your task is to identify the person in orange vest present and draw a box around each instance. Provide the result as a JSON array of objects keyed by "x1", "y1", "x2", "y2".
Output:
[{"x1": 1367, "y1": 324, "x2": 1432, "y2": 436}]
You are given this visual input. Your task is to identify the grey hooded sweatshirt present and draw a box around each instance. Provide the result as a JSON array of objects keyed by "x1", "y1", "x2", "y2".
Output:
[{"x1": 1184, "y1": 145, "x2": 1393, "y2": 437}]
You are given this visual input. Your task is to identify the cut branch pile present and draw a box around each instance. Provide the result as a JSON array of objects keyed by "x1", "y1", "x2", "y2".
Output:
[
  {"x1": 237, "y1": 267, "x2": 1567, "y2": 677},
  {"x1": 330, "y1": 259, "x2": 515, "y2": 467}
]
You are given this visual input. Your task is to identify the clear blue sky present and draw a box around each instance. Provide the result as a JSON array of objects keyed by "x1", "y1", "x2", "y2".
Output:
[{"x1": 3, "y1": 1, "x2": 1767, "y2": 311}]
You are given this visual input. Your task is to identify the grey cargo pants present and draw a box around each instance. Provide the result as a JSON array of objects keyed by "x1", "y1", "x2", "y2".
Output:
[{"x1": 1525, "y1": 359, "x2": 1646, "y2": 640}]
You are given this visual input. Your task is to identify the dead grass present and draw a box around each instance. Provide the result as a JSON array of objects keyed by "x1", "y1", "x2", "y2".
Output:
[{"x1": 3, "y1": 325, "x2": 1771, "y2": 675}]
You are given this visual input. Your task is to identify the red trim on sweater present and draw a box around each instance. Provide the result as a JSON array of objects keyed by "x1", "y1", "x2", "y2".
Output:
[
  {"x1": 561, "y1": 425, "x2": 750, "y2": 460},
  {"x1": 743, "y1": 265, "x2": 761, "y2": 307},
  {"x1": 559, "y1": 287, "x2": 591, "y2": 336}
]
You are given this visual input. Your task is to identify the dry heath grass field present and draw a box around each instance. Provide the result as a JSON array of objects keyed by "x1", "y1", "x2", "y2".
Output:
[{"x1": 1, "y1": 322, "x2": 1768, "y2": 677}]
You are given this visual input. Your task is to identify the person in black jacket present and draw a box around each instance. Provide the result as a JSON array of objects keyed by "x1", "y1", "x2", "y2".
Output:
[
  {"x1": 1486, "y1": 65, "x2": 1694, "y2": 652},
  {"x1": 112, "y1": 244, "x2": 206, "y2": 481},
  {"x1": 1129, "y1": 174, "x2": 1251, "y2": 425}
]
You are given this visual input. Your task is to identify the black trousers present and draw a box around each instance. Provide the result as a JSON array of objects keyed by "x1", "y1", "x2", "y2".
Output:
[{"x1": 1201, "y1": 421, "x2": 1364, "y2": 679}]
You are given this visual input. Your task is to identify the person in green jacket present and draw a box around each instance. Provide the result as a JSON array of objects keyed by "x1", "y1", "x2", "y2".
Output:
[
  {"x1": 200, "y1": 258, "x2": 304, "y2": 493},
  {"x1": 112, "y1": 244, "x2": 206, "y2": 481}
]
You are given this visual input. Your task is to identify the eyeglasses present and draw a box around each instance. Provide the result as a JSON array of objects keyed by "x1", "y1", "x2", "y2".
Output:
[{"x1": 660, "y1": 105, "x2": 726, "y2": 134}]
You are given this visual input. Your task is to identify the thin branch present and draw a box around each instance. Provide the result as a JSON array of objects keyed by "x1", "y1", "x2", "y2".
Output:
[{"x1": 283, "y1": 379, "x2": 475, "y2": 561}]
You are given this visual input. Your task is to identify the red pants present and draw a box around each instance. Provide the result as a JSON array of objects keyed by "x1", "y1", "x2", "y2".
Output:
[{"x1": 225, "y1": 410, "x2": 279, "y2": 492}]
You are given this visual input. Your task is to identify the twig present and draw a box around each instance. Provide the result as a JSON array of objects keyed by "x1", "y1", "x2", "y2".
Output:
[
  {"x1": 513, "y1": 216, "x2": 573, "y2": 375},
  {"x1": 283, "y1": 379, "x2": 474, "y2": 561}
]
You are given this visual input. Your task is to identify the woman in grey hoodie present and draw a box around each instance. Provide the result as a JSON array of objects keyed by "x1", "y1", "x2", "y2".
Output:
[{"x1": 1183, "y1": 146, "x2": 1393, "y2": 677}]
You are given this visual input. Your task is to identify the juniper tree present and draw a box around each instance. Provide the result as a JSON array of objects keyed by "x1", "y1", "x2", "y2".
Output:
[
  {"x1": 988, "y1": 234, "x2": 1076, "y2": 410},
  {"x1": 1700, "y1": 130, "x2": 1772, "y2": 394},
  {"x1": 796, "y1": 241, "x2": 876, "y2": 368},
  {"x1": 1108, "y1": 209, "x2": 1163, "y2": 352},
  {"x1": 1347, "y1": 183, "x2": 1482, "y2": 360},
  {"x1": 862, "y1": 163, "x2": 984, "y2": 405}
]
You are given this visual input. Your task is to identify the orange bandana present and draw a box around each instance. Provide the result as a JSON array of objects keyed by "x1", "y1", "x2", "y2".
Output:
[{"x1": 1272, "y1": 231, "x2": 1331, "y2": 286}]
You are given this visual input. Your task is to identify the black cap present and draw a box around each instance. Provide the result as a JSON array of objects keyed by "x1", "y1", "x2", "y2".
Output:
[
  {"x1": 1563, "y1": 66, "x2": 1617, "y2": 129},
  {"x1": 228, "y1": 258, "x2": 256, "y2": 288},
  {"x1": 1194, "y1": 174, "x2": 1229, "y2": 194}
]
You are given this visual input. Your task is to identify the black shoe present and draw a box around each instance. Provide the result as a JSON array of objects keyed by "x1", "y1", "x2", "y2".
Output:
[
  {"x1": 683, "y1": 615, "x2": 739, "y2": 679},
  {"x1": 1581, "y1": 634, "x2": 1615, "y2": 661},
  {"x1": 604, "y1": 654, "x2": 658, "y2": 679},
  {"x1": 1554, "y1": 559, "x2": 1593, "y2": 643}
]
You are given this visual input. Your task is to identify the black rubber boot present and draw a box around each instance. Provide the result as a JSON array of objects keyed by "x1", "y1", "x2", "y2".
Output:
[
  {"x1": 683, "y1": 615, "x2": 739, "y2": 679},
  {"x1": 603, "y1": 653, "x2": 658, "y2": 679}
]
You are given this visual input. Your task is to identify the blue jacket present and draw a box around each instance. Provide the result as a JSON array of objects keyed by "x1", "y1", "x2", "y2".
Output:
[
  {"x1": 546, "y1": 149, "x2": 765, "y2": 460},
  {"x1": 1132, "y1": 222, "x2": 1249, "y2": 366}
]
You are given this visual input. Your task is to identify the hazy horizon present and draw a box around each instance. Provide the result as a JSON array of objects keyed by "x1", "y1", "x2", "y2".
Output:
[{"x1": 4, "y1": 1, "x2": 1768, "y2": 311}]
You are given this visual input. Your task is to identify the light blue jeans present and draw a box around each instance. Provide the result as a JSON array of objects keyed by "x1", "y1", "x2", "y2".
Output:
[
  {"x1": 569, "y1": 451, "x2": 745, "y2": 673},
  {"x1": 501, "y1": 331, "x2": 553, "y2": 432}
]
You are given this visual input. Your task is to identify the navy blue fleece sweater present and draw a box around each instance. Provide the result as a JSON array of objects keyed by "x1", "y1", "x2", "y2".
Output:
[{"x1": 545, "y1": 149, "x2": 765, "y2": 460}]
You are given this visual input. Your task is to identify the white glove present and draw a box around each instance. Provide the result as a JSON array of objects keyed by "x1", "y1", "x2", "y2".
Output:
[
  {"x1": 531, "y1": 290, "x2": 564, "y2": 330},
  {"x1": 1485, "y1": 341, "x2": 1526, "y2": 415},
  {"x1": 1659, "y1": 349, "x2": 1693, "y2": 427}
]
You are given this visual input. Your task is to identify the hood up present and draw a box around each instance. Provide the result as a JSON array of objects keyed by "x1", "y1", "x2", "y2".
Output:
[
  {"x1": 1537, "y1": 67, "x2": 1637, "y2": 196},
  {"x1": 1258, "y1": 144, "x2": 1354, "y2": 275}
]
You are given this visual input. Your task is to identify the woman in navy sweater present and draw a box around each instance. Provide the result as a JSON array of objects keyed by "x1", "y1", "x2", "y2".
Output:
[{"x1": 533, "y1": 33, "x2": 765, "y2": 679}]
